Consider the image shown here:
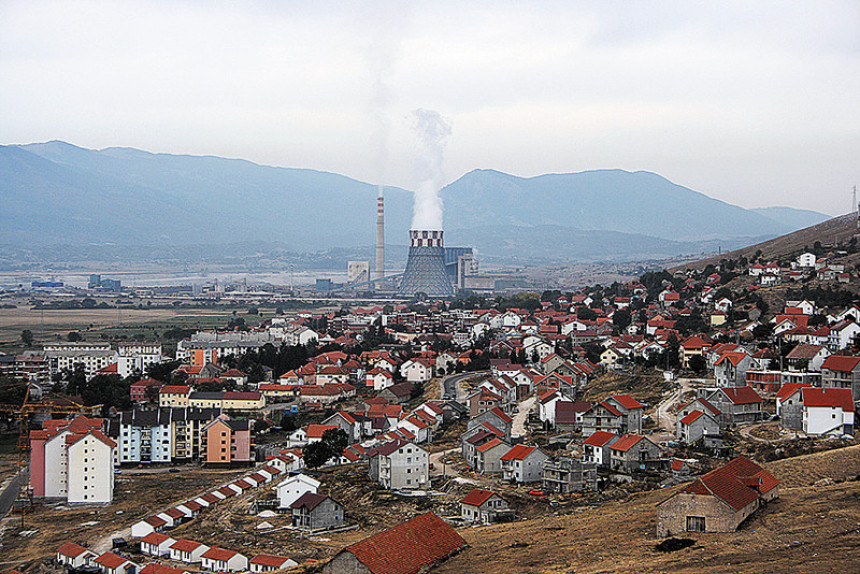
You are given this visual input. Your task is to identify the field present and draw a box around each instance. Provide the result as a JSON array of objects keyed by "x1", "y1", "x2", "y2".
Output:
[{"x1": 434, "y1": 444, "x2": 860, "y2": 574}]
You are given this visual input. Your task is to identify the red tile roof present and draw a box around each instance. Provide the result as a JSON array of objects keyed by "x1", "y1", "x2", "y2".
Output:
[
  {"x1": 776, "y1": 382, "x2": 812, "y2": 401},
  {"x1": 821, "y1": 355, "x2": 860, "y2": 372},
  {"x1": 170, "y1": 539, "x2": 205, "y2": 552},
  {"x1": 500, "y1": 444, "x2": 537, "y2": 461},
  {"x1": 679, "y1": 410, "x2": 704, "y2": 425},
  {"x1": 94, "y1": 552, "x2": 129, "y2": 569},
  {"x1": 141, "y1": 532, "x2": 172, "y2": 545},
  {"x1": 460, "y1": 488, "x2": 496, "y2": 507},
  {"x1": 202, "y1": 547, "x2": 239, "y2": 561},
  {"x1": 291, "y1": 492, "x2": 330, "y2": 511},
  {"x1": 57, "y1": 542, "x2": 89, "y2": 558},
  {"x1": 610, "y1": 394, "x2": 645, "y2": 410},
  {"x1": 675, "y1": 456, "x2": 779, "y2": 511},
  {"x1": 249, "y1": 554, "x2": 293, "y2": 568},
  {"x1": 802, "y1": 387, "x2": 854, "y2": 411},
  {"x1": 141, "y1": 564, "x2": 186, "y2": 574},
  {"x1": 144, "y1": 515, "x2": 167, "y2": 528},
  {"x1": 342, "y1": 512, "x2": 467, "y2": 574},
  {"x1": 608, "y1": 433, "x2": 645, "y2": 452},
  {"x1": 489, "y1": 406, "x2": 513, "y2": 423},
  {"x1": 718, "y1": 386, "x2": 763, "y2": 404},
  {"x1": 160, "y1": 385, "x2": 191, "y2": 394},
  {"x1": 476, "y1": 437, "x2": 506, "y2": 453},
  {"x1": 583, "y1": 430, "x2": 617, "y2": 447}
]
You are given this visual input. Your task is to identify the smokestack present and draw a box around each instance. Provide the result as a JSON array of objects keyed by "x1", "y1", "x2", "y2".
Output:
[{"x1": 375, "y1": 189, "x2": 385, "y2": 283}]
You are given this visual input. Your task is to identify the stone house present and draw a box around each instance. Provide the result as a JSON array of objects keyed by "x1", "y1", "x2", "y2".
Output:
[
  {"x1": 775, "y1": 383, "x2": 812, "y2": 430},
  {"x1": 474, "y1": 437, "x2": 511, "y2": 475},
  {"x1": 705, "y1": 387, "x2": 763, "y2": 425},
  {"x1": 608, "y1": 434, "x2": 662, "y2": 474},
  {"x1": 657, "y1": 456, "x2": 779, "y2": 536},
  {"x1": 676, "y1": 409, "x2": 720, "y2": 445},
  {"x1": 501, "y1": 444, "x2": 548, "y2": 483},
  {"x1": 290, "y1": 492, "x2": 344, "y2": 531},
  {"x1": 459, "y1": 488, "x2": 514, "y2": 524}
]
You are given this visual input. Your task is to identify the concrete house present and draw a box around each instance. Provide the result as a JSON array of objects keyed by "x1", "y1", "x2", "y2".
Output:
[
  {"x1": 542, "y1": 456, "x2": 598, "y2": 494},
  {"x1": 94, "y1": 552, "x2": 138, "y2": 574},
  {"x1": 706, "y1": 387, "x2": 763, "y2": 425},
  {"x1": 676, "y1": 409, "x2": 720, "y2": 445},
  {"x1": 776, "y1": 382, "x2": 813, "y2": 430},
  {"x1": 714, "y1": 352, "x2": 755, "y2": 387},
  {"x1": 140, "y1": 532, "x2": 176, "y2": 557},
  {"x1": 801, "y1": 387, "x2": 855, "y2": 436},
  {"x1": 582, "y1": 430, "x2": 619, "y2": 467},
  {"x1": 608, "y1": 434, "x2": 662, "y2": 474},
  {"x1": 501, "y1": 444, "x2": 548, "y2": 483},
  {"x1": 604, "y1": 394, "x2": 645, "y2": 434},
  {"x1": 323, "y1": 512, "x2": 466, "y2": 574},
  {"x1": 468, "y1": 406, "x2": 513, "y2": 437},
  {"x1": 474, "y1": 437, "x2": 511, "y2": 475},
  {"x1": 169, "y1": 539, "x2": 210, "y2": 563},
  {"x1": 580, "y1": 401, "x2": 625, "y2": 436},
  {"x1": 203, "y1": 416, "x2": 252, "y2": 467},
  {"x1": 459, "y1": 488, "x2": 514, "y2": 524},
  {"x1": 367, "y1": 439, "x2": 429, "y2": 490},
  {"x1": 290, "y1": 492, "x2": 345, "y2": 531},
  {"x1": 821, "y1": 355, "x2": 860, "y2": 401},
  {"x1": 249, "y1": 554, "x2": 298, "y2": 573},
  {"x1": 56, "y1": 542, "x2": 98, "y2": 568},
  {"x1": 657, "y1": 456, "x2": 779, "y2": 536},
  {"x1": 200, "y1": 547, "x2": 248, "y2": 573},
  {"x1": 276, "y1": 473, "x2": 320, "y2": 509}
]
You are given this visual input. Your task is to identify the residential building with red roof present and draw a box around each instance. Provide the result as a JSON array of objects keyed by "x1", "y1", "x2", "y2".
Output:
[
  {"x1": 821, "y1": 354, "x2": 860, "y2": 401},
  {"x1": 290, "y1": 492, "x2": 345, "y2": 531},
  {"x1": 657, "y1": 456, "x2": 779, "y2": 536},
  {"x1": 500, "y1": 444, "x2": 548, "y2": 483},
  {"x1": 324, "y1": 512, "x2": 466, "y2": 574},
  {"x1": 94, "y1": 552, "x2": 138, "y2": 574},
  {"x1": 367, "y1": 439, "x2": 429, "y2": 490},
  {"x1": 801, "y1": 387, "x2": 855, "y2": 435},
  {"x1": 775, "y1": 382, "x2": 813, "y2": 430},
  {"x1": 676, "y1": 408, "x2": 719, "y2": 445},
  {"x1": 169, "y1": 539, "x2": 210, "y2": 563},
  {"x1": 140, "y1": 532, "x2": 176, "y2": 557},
  {"x1": 56, "y1": 542, "x2": 98, "y2": 568},
  {"x1": 200, "y1": 547, "x2": 248, "y2": 572},
  {"x1": 249, "y1": 554, "x2": 298, "y2": 572},
  {"x1": 608, "y1": 434, "x2": 662, "y2": 473},
  {"x1": 459, "y1": 488, "x2": 513, "y2": 524},
  {"x1": 582, "y1": 430, "x2": 619, "y2": 466},
  {"x1": 705, "y1": 387, "x2": 764, "y2": 425}
]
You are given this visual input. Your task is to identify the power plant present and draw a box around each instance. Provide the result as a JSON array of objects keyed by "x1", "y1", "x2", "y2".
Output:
[{"x1": 397, "y1": 230, "x2": 455, "y2": 298}]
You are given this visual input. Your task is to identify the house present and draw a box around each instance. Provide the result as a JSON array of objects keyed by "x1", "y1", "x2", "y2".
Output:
[
  {"x1": 323, "y1": 512, "x2": 466, "y2": 574},
  {"x1": 501, "y1": 444, "x2": 548, "y2": 483},
  {"x1": 785, "y1": 344, "x2": 831, "y2": 372},
  {"x1": 399, "y1": 358, "x2": 434, "y2": 383},
  {"x1": 367, "y1": 439, "x2": 429, "y2": 490},
  {"x1": 555, "y1": 401, "x2": 591, "y2": 433},
  {"x1": 249, "y1": 554, "x2": 298, "y2": 572},
  {"x1": 365, "y1": 368, "x2": 395, "y2": 391},
  {"x1": 130, "y1": 378, "x2": 164, "y2": 402},
  {"x1": 94, "y1": 552, "x2": 139, "y2": 574},
  {"x1": 604, "y1": 394, "x2": 645, "y2": 434},
  {"x1": 714, "y1": 352, "x2": 755, "y2": 387},
  {"x1": 140, "y1": 532, "x2": 176, "y2": 557},
  {"x1": 276, "y1": 473, "x2": 320, "y2": 509},
  {"x1": 473, "y1": 438, "x2": 511, "y2": 475},
  {"x1": 608, "y1": 434, "x2": 662, "y2": 473},
  {"x1": 130, "y1": 515, "x2": 167, "y2": 539},
  {"x1": 580, "y1": 401, "x2": 625, "y2": 436},
  {"x1": 290, "y1": 492, "x2": 345, "y2": 531},
  {"x1": 657, "y1": 456, "x2": 780, "y2": 536},
  {"x1": 200, "y1": 547, "x2": 248, "y2": 573},
  {"x1": 801, "y1": 387, "x2": 855, "y2": 436},
  {"x1": 378, "y1": 382, "x2": 415, "y2": 404},
  {"x1": 821, "y1": 355, "x2": 860, "y2": 401},
  {"x1": 467, "y1": 389, "x2": 502, "y2": 418},
  {"x1": 56, "y1": 542, "x2": 98, "y2": 568},
  {"x1": 459, "y1": 488, "x2": 514, "y2": 524},
  {"x1": 706, "y1": 387, "x2": 763, "y2": 425},
  {"x1": 776, "y1": 382, "x2": 813, "y2": 430},
  {"x1": 676, "y1": 409, "x2": 720, "y2": 445},
  {"x1": 140, "y1": 565, "x2": 188, "y2": 574},
  {"x1": 542, "y1": 456, "x2": 598, "y2": 494},
  {"x1": 169, "y1": 539, "x2": 210, "y2": 563},
  {"x1": 468, "y1": 406, "x2": 513, "y2": 438},
  {"x1": 827, "y1": 320, "x2": 860, "y2": 351},
  {"x1": 582, "y1": 430, "x2": 619, "y2": 467}
]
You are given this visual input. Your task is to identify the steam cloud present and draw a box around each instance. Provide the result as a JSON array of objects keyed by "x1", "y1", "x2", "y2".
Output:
[{"x1": 411, "y1": 108, "x2": 452, "y2": 231}]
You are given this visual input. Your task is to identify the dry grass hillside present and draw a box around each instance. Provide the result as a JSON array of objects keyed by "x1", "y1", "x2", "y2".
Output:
[
  {"x1": 671, "y1": 213, "x2": 857, "y2": 273},
  {"x1": 433, "y1": 445, "x2": 860, "y2": 574}
]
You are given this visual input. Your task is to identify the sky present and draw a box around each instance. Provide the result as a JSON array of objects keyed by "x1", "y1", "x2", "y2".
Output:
[{"x1": 1, "y1": 0, "x2": 858, "y2": 217}]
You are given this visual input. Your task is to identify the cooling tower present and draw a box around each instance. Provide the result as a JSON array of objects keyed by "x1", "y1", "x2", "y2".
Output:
[{"x1": 397, "y1": 230, "x2": 455, "y2": 298}]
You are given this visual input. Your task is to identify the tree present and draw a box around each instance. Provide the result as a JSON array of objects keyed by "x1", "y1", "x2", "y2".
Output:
[
  {"x1": 613, "y1": 309, "x2": 632, "y2": 332},
  {"x1": 321, "y1": 428, "x2": 349, "y2": 454},
  {"x1": 21, "y1": 329, "x2": 33, "y2": 347},
  {"x1": 67, "y1": 331, "x2": 82, "y2": 342},
  {"x1": 303, "y1": 441, "x2": 333, "y2": 468},
  {"x1": 688, "y1": 354, "x2": 707, "y2": 374}
]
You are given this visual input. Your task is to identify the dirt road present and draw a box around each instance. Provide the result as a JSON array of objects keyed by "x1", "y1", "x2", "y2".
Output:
[{"x1": 512, "y1": 396, "x2": 536, "y2": 438}]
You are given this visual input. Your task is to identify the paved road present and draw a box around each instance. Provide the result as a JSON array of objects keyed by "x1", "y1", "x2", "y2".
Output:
[
  {"x1": 512, "y1": 396, "x2": 536, "y2": 438},
  {"x1": 0, "y1": 473, "x2": 20, "y2": 519},
  {"x1": 440, "y1": 371, "x2": 489, "y2": 401}
]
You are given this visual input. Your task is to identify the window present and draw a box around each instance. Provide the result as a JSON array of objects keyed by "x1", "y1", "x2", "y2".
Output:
[{"x1": 686, "y1": 516, "x2": 706, "y2": 532}]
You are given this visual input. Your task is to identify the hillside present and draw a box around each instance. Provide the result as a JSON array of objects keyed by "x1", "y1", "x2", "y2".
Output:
[
  {"x1": 0, "y1": 142, "x2": 829, "y2": 263},
  {"x1": 433, "y1": 445, "x2": 860, "y2": 574},
  {"x1": 671, "y1": 212, "x2": 857, "y2": 272}
]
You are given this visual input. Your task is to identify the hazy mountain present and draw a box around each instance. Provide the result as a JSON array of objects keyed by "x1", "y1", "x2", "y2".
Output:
[
  {"x1": 749, "y1": 206, "x2": 831, "y2": 230},
  {"x1": 0, "y1": 142, "x2": 830, "y2": 264}
]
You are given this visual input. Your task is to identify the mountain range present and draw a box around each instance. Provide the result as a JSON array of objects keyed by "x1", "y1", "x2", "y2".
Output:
[{"x1": 0, "y1": 141, "x2": 831, "y2": 264}]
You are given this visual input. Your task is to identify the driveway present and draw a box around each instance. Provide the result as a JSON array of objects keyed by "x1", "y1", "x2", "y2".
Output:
[{"x1": 512, "y1": 396, "x2": 536, "y2": 438}]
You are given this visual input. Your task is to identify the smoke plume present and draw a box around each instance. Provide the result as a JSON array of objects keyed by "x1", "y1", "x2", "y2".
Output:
[{"x1": 411, "y1": 108, "x2": 452, "y2": 230}]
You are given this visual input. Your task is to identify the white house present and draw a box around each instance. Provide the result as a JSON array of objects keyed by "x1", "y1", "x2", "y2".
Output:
[
  {"x1": 399, "y1": 359, "x2": 434, "y2": 383},
  {"x1": 276, "y1": 473, "x2": 320, "y2": 509},
  {"x1": 170, "y1": 539, "x2": 210, "y2": 563},
  {"x1": 140, "y1": 532, "x2": 176, "y2": 557},
  {"x1": 93, "y1": 552, "x2": 139, "y2": 574},
  {"x1": 365, "y1": 368, "x2": 395, "y2": 391},
  {"x1": 200, "y1": 547, "x2": 248, "y2": 573},
  {"x1": 249, "y1": 555, "x2": 298, "y2": 573},
  {"x1": 57, "y1": 542, "x2": 98, "y2": 568},
  {"x1": 796, "y1": 253, "x2": 816, "y2": 269},
  {"x1": 582, "y1": 431, "x2": 619, "y2": 466},
  {"x1": 367, "y1": 439, "x2": 429, "y2": 490},
  {"x1": 500, "y1": 444, "x2": 548, "y2": 483},
  {"x1": 802, "y1": 387, "x2": 855, "y2": 436}
]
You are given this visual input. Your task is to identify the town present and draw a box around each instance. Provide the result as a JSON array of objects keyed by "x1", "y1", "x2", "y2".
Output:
[{"x1": 1, "y1": 234, "x2": 859, "y2": 574}]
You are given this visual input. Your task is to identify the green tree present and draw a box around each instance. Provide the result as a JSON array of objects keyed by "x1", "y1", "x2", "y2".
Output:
[
  {"x1": 303, "y1": 441, "x2": 334, "y2": 468},
  {"x1": 67, "y1": 331, "x2": 82, "y2": 342},
  {"x1": 21, "y1": 329, "x2": 34, "y2": 347},
  {"x1": 688, "y1": 354, "x2": 707, "y2": 374}
]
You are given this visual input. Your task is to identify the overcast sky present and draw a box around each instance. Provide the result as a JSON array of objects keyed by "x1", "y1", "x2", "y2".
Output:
[{"x1": 1, "y1": 0, "x2": 858, "y2": 216}]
